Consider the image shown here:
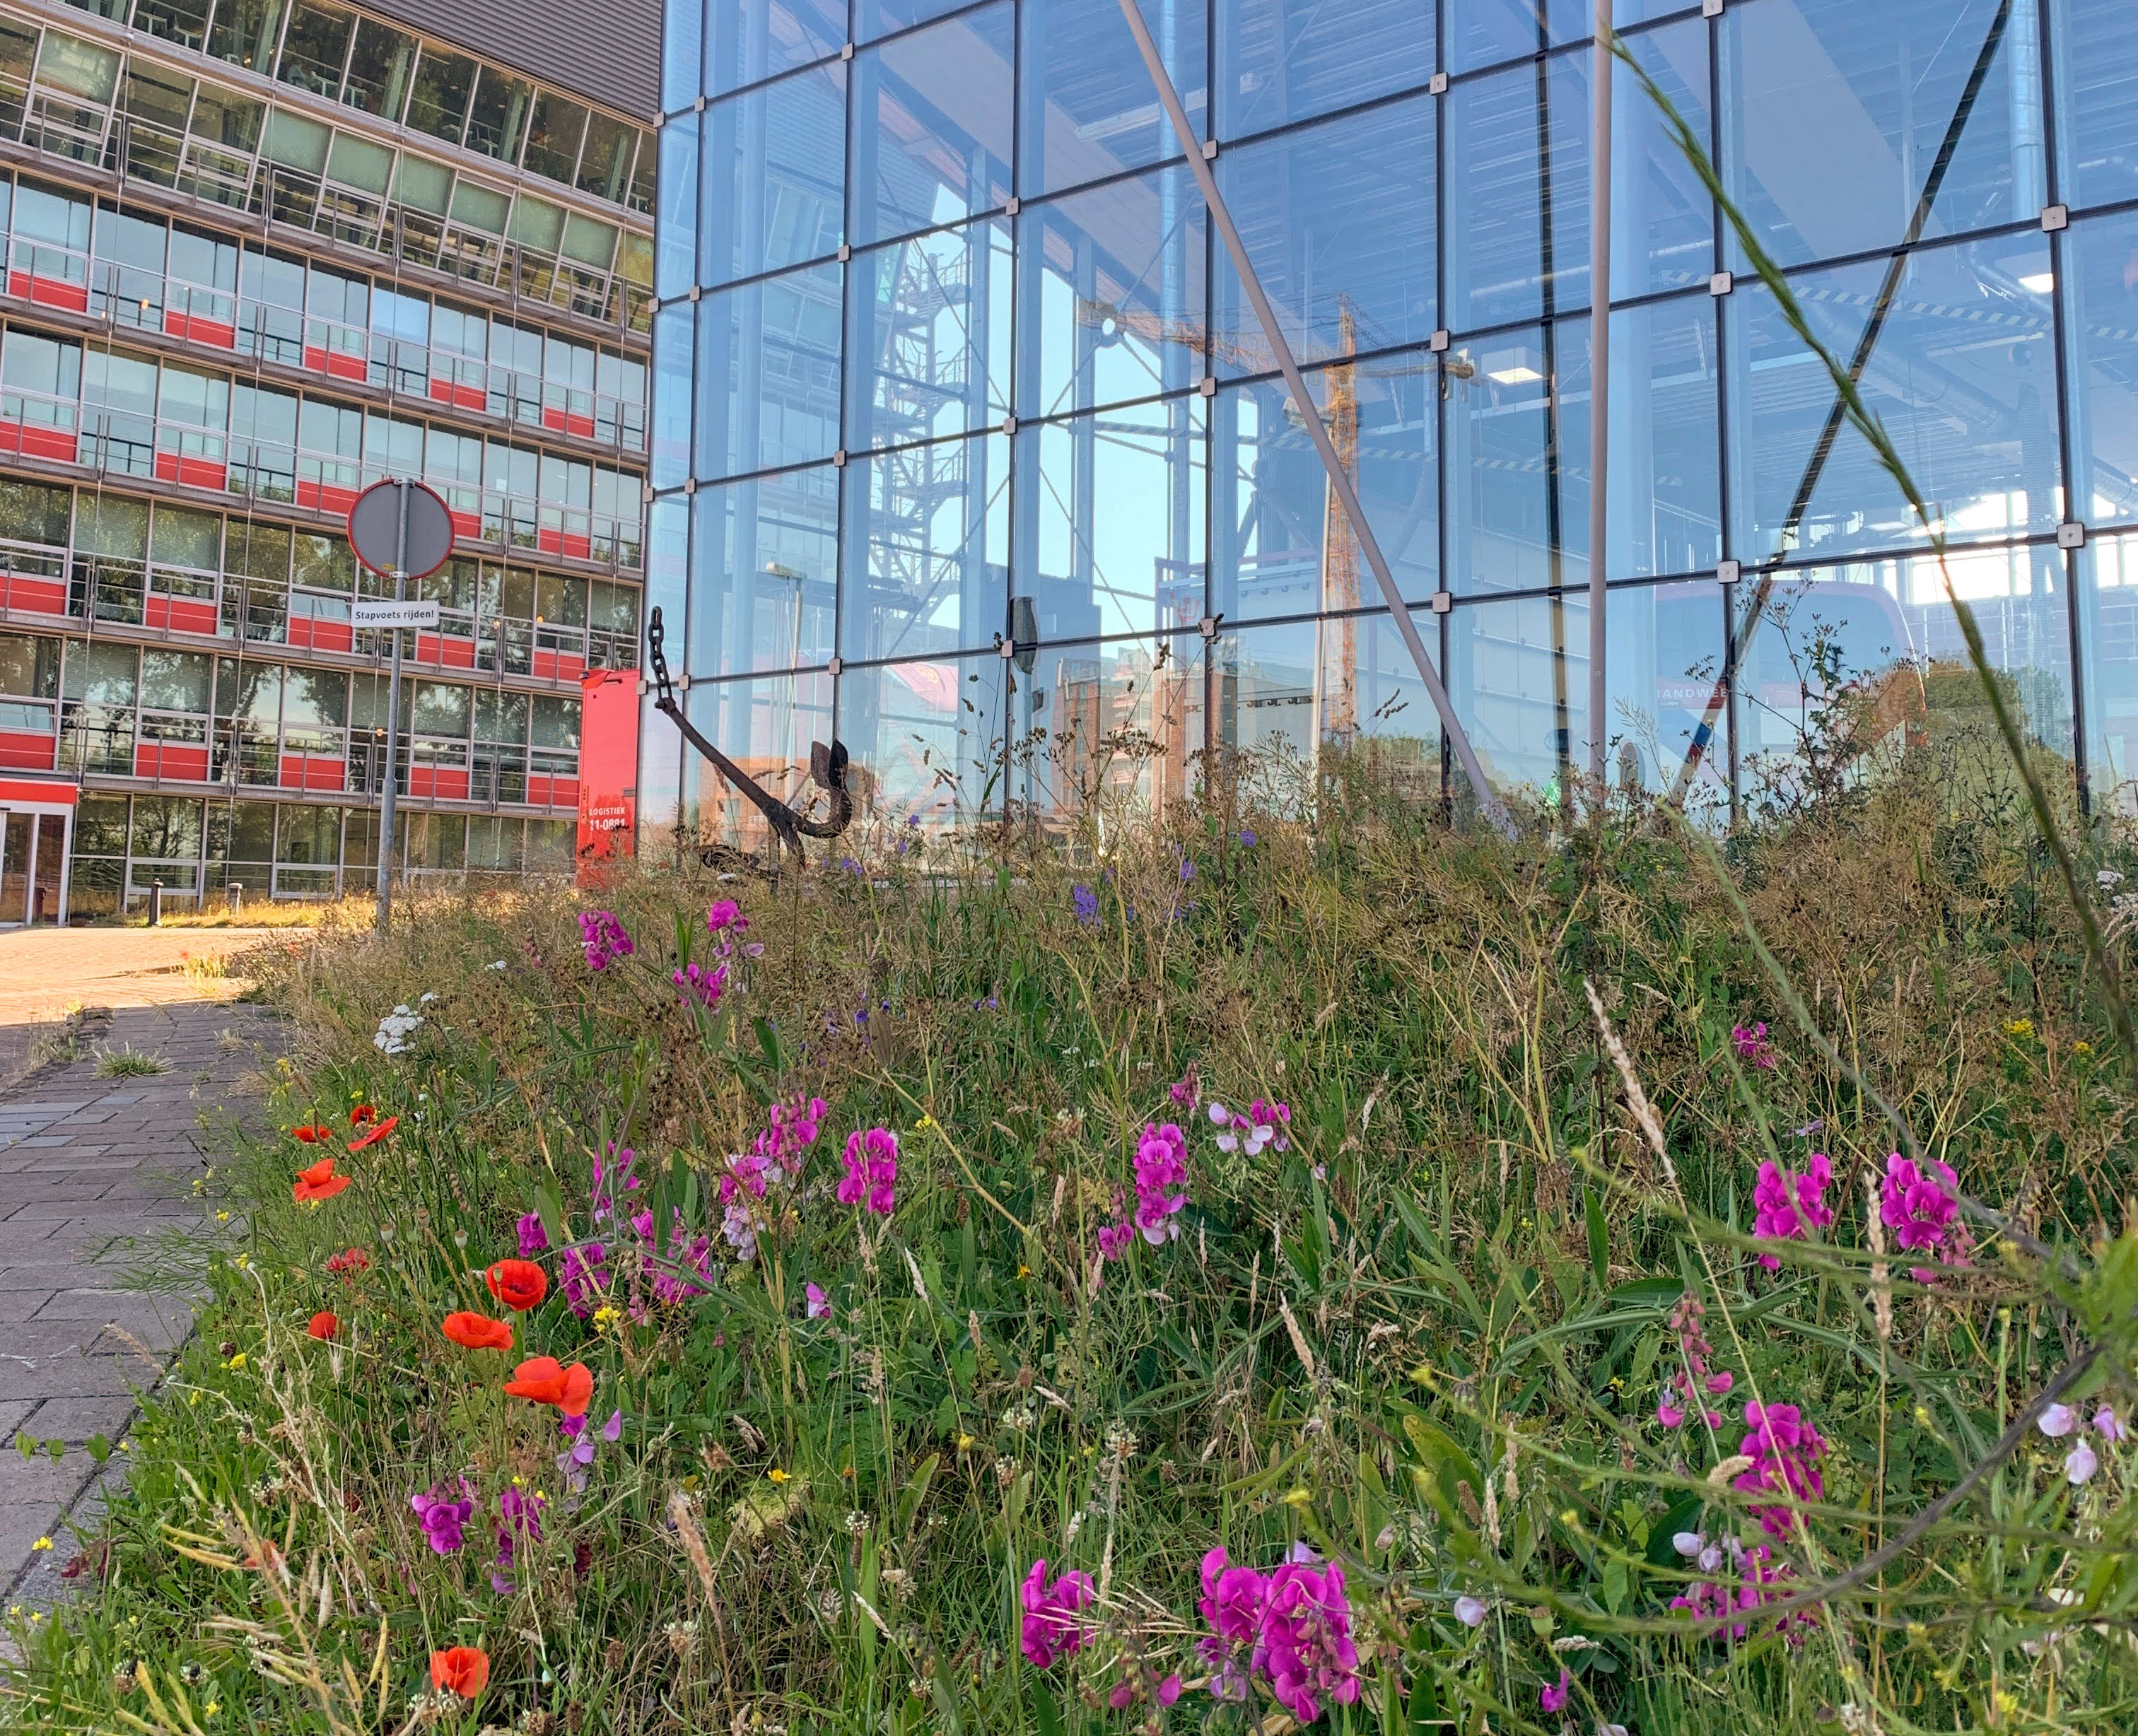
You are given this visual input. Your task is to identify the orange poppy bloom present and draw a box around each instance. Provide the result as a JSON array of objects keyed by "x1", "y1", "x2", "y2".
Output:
[
  {"x1": 307, "y1": 1310, "x2": 339, "y2": 1340},
  {"x1": 442, "y1": 1311, "x2": 514, "y2": 1352},
  {"x1": 346, "y1": 1115, "x2": 398, "y2": 1152},
  {"x1": 429, "y1": 1646, "x2": 489, "y2": 1700},
  {"x1": 292, "y1": 1157, "x2": 351, "y2": 1202},
  {"x1": 503, "y1": 1355, "x2": 594, "y2": 1417},
  {"x1": 291, "y1": 1123, "x2": 333, "y2": 1143},
  {"x1": 484, "y1": 1258, "x2": 548, "y2": 1312},
  {"x1": 350, "y1": 1103, "x2": 376, "y2": 1125}
]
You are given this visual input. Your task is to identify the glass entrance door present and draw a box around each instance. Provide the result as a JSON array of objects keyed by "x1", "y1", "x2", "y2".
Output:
[
  {"x1": 32, "y1": 814, "x2": 64, "y2": 922},
  {"x1": 0, "y1": 813, "x2": 30, "y2": 924}
]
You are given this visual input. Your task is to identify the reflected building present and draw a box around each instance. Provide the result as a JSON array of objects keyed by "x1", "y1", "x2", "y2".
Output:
[
  {"x1": 0, "y1": 0, "x2": 655, "y2": 917},
  {"x1": 649, "y1": 0, "x2": 2138, "y2": 845}
]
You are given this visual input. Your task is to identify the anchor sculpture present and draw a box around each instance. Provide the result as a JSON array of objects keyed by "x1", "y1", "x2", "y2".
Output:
[{"x1": 643, "y1": 606, "x2": 853, "y2": 867}]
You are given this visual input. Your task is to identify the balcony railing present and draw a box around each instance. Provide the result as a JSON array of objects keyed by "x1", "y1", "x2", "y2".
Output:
[
  {"x1": 39, "y1": 699, "x2": 583, "y2": 810},
  {"x1": 4, "y1": 546, "x2": 638, "y2": 684},
  {"x1": 0, "y1": 389, "x2": 643, "y2": 572},
  {"x1": 4, "y1": 239, "x2": 648, "y2": 454}
]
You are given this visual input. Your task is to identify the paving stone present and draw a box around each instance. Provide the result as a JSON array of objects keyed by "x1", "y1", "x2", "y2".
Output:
[
  {"x1": 14, "y1": 1393, "x2": 139, "y2": 1445},
  {"x1": 0, "y1": 1455, "x2": 98, "y2": 1507}
]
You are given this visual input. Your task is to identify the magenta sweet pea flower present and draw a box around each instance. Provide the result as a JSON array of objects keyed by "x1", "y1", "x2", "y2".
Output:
[
  {"x1": 837, "y1": 1127, "x2": 899, "y2": 1216},
  {"x1": 1731, "y1": 1401, "x2": 1829, "y2": 1537},
  {"x1": 1019, "y1": 1559, "x2": 1093, "y2": 1668},
  {"x1": 1541, "y1": 1668, "x2": 1570, "y2": 1712},
  {"x1": 1880, "y1": 1152, "x2": 1963, "y2": 1279},
  {"x1": 1751, "y1": 1152, "x2": 1834, "y2": 1269}
]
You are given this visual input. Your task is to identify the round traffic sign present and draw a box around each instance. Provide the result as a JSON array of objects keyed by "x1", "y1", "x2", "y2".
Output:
[{"x1": 346, "y1": 479, "x2": 456, "y2": 580}]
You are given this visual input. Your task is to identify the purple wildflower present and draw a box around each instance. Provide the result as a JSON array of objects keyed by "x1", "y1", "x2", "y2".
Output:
[
  {"x1": 579, "y1": 910, "x2": 633, "y2": 971},
  {"x1": 836, "y1": 1127, "x2": 898, "y2": 1216},
  {"x1": 1020, "y1": 1559, "x2": 1093, "y2": 1668},
  {"x1": 515, "y1": 1212, "x2": 549, "y2": 1257},
  {"x1": 409, "y1": 1482, "x2": 474, "y2": 1556},
  {"x1": 1751, "y1": 1152, "x2": 1835, "y2": 1270}
]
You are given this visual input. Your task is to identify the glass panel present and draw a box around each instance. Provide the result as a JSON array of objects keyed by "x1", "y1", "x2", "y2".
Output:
[
  {"x1": 508, "y1": 194, "x2": 564, "y2": 253},
  {"x1": 448, "y1": 178, "x2": 509, "y2": 233},
  {"x1": 1013, "y1": 163, "x2": 1207, "y2": 420},
  {"x1": 341, "y1": 18, "x2": 414, "y2": 120},
  {"x1": 1446, "y1": 327, "x2": 1557, "y2": 596},
  {"x1": 1443, "y1": 59, "x2": 1582, "y2": 334},
  {"x1": 119, "y1": 64, "x2": 195, "y2": 187},
  {"x1": 35, "y1": 32, "x2": 119, "y2": 103},
  {"x1": 1213, "y1": 351, "x2": 1437, "y2": 621},
  {"x1": 1015, "y1": 397, "x2": 1205, "y2": 639},
  {"x1": 1553, "y1": 296, "x2": 1724, "y2": 583},
  {"x1": 2054, "y1": 0, "x2": 2138, "y2": 212},
  {"x1": 1719, "y1": 0, "x2": 2045, "y2": 272},
  {"x1": 561, "y1": 213, "x2": 617, "y2": 269},
  {"x1": 1014, "y1": 631, "x2": 1202, "y2": 823},
  {"x1": 689, "y1": 467, "x2": 840, "y2": 677},
  {"x1": 836, "y1": 655, "x2": 1005, "y2": 823},
  {"x1": 1601, "y1": 580, "x2": 1729, "y2": 799},
  {"x1": 1020, "y1": 0, "x2": 1207, "y2": 198},
  {"x1": 1741, "y1": 556, "x2": 2072, "y2": 802},
  {"x1": 208, "y1": 0, "x2": 286, "y2": 74},
  {"x1": 577, "y1": 111, "x2": 637, "y2": 204},
  {"x1": 1728, "y1": 235, "x2": 2060, "y2": 565},
  {"x1": 2079, "y1": 534, "x2": 2138, "y2": 808},
  {"x1": 394, "y1": 153, "x2": 453, "y2": 214},
  {"x1": 134, "y1": 0, "x2": 215, "y2": 52},
  {"x1": 1447, "y1": 590, "x2": 1587, "y2": 798},
  {"x1": 1215, "y1": 0, "x2": 1434, "y2": 139},
  {"x1": 405, "y1": 45, "x2": 477, "y2": 145},
  {"x1": 326, "y1": 131, "x2": 392, "y2": 194},
  {"x1": 841, "y1": 431, "x2": 1011, "y2": 660},
  {"x1": 847, "y1": 218, "x2": 1012, "y2": 451},
  {"x1": 141, "y1": 649, "x2": 211, "y2": 712},
  {"x1": 1212, "y1": 93, "x2": 1436, "y2": 375},
  {"x1": 692, "y1": 260, "x2": 843, "y2": 481},
  {"x1": 664, "y1": 0, "x2": 704, "y2": 112},
  {"x1": 465, "y1": 67, "x2": 533, "y2": 164},
  {"x1": 523, "y1": 92, "x2": 588, "y2": 183},
  {"x1": 657, "y1": 112, "x2": 699, "y2": 300},
  {"x1": 262, "y1": 106, "x2": 329, "y2": 170},
  {"x1": 652, "y1": 304, "x2": 693, "y2": 489},
  {"x1": 682, "y1": 669, "x2": 836, "y2": 849},
  {"x1": 850, "y1": 4, "x2": 1013, "y2": 247},
  {"x1": 699, "y1": 61, "x2": 846, "y2": 288},
  {"x1": 276, "y1": 1, "x2": 353, "y2": 98},
  {"x1": 2064, "y1": 210, "x2": 2138, "y2": 532},
  {"x1": 704, "y1": 0, "x2": 846, "y2": 100}
]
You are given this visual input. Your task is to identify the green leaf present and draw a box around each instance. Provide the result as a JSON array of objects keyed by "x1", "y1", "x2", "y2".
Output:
[
  {"x1": 46, "y1": 1438, "x2": 63, "y2": 1460},
  {"x1": 16, "y1": 1434, "x2": 35, "y2": 1461},
  {"x1": 1647, "y1": 1495, "x2": 1705, "y2": 1568},
  {"x1": 1584, "y1": 1186, "x2": 1609, "y2": 1289},
  {"x1": 1029, "y1": 1676, "x2": 1063, "y2": 1736},
  {"x1": 87, "y1": 1434, "x2": 110, "y2": 1464}
]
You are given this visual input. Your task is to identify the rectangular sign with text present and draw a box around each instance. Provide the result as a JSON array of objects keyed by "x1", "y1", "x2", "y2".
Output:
[{"x1": 352, "y1": 599, "x2": 442, "y2": 629}]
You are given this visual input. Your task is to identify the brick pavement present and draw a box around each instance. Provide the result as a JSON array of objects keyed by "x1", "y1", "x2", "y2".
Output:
[{"x1": 0, "y1": 999, "x2": 279, "y2": 1611}]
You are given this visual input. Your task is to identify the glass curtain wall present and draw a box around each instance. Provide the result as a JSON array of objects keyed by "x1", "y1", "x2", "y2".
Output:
[{"x1": 650, "y1": 0, "x2": 2127, "y2": 841}]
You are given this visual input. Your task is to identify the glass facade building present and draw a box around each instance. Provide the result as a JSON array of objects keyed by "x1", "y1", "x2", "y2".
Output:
[
  {"x1": 648, "y1": 0, "x2": 2138, "y2": 845},
  {"x1": 0, "y1": 0, "x2": 653, "y2": 917}
]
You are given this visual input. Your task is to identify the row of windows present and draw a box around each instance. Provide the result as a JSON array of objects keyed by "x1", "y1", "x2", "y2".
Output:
[
  {"x1": 0, "y1": 13, "x2": 653, "y2": 329},
  {"x1": 29, "y1": 0, "x2": 653, "y2": 209},
  {"x1": 645, "y1": 213, "x2": 2138, "y2": 678},
  {"x1": 0, "y1": 327, "x2": 643, "y2": 567},
  {"x1": 2, "y1": 175, "x2": 646, "y2": 451},
  {"x1": 64, "y1": 794, "x2": 576, "y2": 915},
  {"x1": 641, "y1": 538, "x2": 2138, "y2": 840},
  {"x1": 0, "y1": 630, "x2": 583, "y2": 742},
  {"x1": 657, "y1": 0, "x2": 2138, "y2": 284}
]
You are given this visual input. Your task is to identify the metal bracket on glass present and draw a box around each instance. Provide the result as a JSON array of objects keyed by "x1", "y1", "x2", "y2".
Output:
[
  {"x1": 2057, "y1": 521, "x2": 2087, "y2": 550},
  {"x1": 644, "y1": 606, "x2": 853, "y2": 866},
  {"x1": 1717, "y1": 559, "x2": 1741, "y2": 585},
  {"x1": 1701, "y1": 0, "x2": 1724, "y2": 16},
  {"x1": 1199, "y1": 614, "x2": 1224, "y2": 642},
  {"x1": 1109, "y1": 0, "x2": 1514, "y2": 838},
  {"x1": 2042, "y1": 204, "x2": 2069, "y2": 232},
  {"x1": 1429, "y1": 73, "x2": 1449, "y2": 95},
  {"x1": 1709, "y1": 271, "x2": 1733, "y2": 296}
]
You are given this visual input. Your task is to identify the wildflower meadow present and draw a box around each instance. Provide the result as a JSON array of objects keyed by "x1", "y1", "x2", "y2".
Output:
[{"x1": 5, "y1": 738, "x2": 2138, "y2": 1736}]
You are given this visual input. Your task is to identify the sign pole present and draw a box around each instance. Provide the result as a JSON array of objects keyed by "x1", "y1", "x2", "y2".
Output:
[{"x1": 375, "y1": 481, "x2": 408, "y2": 935}]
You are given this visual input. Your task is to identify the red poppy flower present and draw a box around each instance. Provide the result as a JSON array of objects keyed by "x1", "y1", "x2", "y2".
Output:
[
  {"x1": 349, "y1": 1103, "x2": 376, "y2": 1125},
  {"x1": 429, "y1": 1646, "x2": 489, "y2": 1700},
  {"x1": 292, "y1": 1157, "x2": 351, "y2": 1202},
  {"x1": 325, "y1": 1247, "x2": 370, "y2": 1275},
  {"x1": 346, "y1": 1115, "x2": 398, "y2": 1152},
  {"x1": 503, "y1": 1355, "x2": 594, "y2": 1417},
  {"x1": 442, "y1": 1311, "x2": 514, "y2": 1351},
  {"x1": 291, "y1": 1123, "x2": 333, "y2": 1144},
  {"x1": 307, "y1": 1310, "x2": 339, "y2": 1340},
  {"x1": 484, "y1": 1258, "x2": 548, "y2": 1312}
]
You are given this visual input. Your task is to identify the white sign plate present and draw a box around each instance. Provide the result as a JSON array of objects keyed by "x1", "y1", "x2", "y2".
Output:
[{"x1": 353, "y1": 599, "x2": 442, "y2": 629}]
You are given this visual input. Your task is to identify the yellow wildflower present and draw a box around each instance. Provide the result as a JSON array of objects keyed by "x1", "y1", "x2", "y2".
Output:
[
  {"x1": 31, "y1": 1537, "x2": 52, "y2": 1552},
  {"x1": 767, "y1": 1467, "x2": 790, "y2": 1484}
]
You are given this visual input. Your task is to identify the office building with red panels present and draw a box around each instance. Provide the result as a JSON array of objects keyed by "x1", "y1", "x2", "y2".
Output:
[{"x1": 0, "y1": 0, "x2": 655, "y2": 920}]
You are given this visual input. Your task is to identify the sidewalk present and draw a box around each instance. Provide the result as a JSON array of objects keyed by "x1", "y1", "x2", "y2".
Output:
[
  {"x1": 0, "y1": 926, "x2": 275, "y2": 1093},
  {"x1": 0, "y1": 999, "x2": 279, "y2": 1612}
]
